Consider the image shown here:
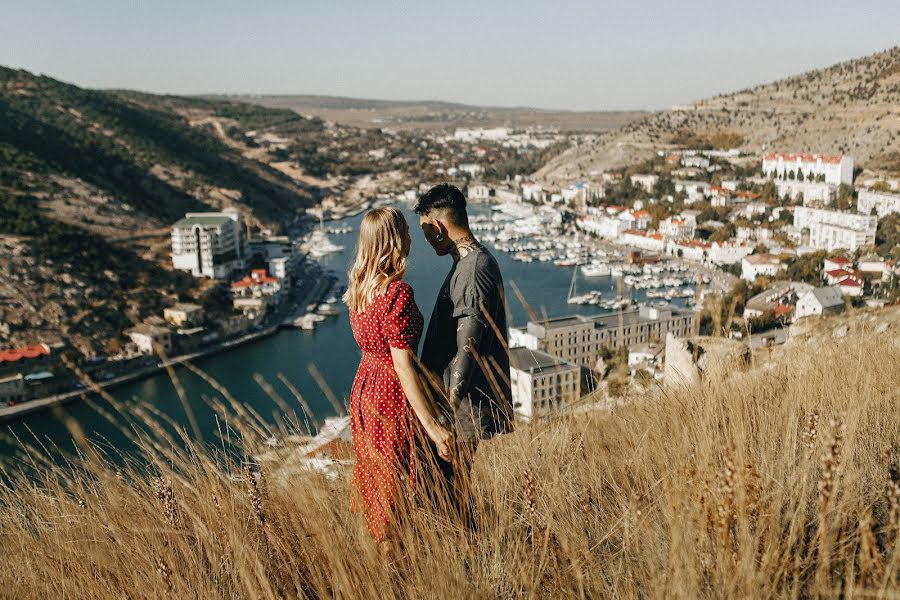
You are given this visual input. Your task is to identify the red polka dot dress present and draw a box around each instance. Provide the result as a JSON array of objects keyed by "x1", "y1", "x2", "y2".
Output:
[{"x1": 347, "y1": 280, "x2": 423, "y2": 541}]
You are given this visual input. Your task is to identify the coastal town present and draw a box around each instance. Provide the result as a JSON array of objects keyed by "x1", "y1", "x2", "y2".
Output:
[{"x1": 2, "y1": 117, "x2": 898, "y2": 430}]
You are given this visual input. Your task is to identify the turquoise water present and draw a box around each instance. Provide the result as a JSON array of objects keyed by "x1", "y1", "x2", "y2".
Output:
[{"x1": 1, "y1": 204, "x2": 635, "y2": 466}]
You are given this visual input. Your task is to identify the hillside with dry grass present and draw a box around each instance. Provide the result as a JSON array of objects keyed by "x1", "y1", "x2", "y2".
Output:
[
  {"x1": 0, "y1": 309, "x2": 897, "y2": 598},
  {"x1": 538, "y1": 45, "x2": 900, "y2": 183}
]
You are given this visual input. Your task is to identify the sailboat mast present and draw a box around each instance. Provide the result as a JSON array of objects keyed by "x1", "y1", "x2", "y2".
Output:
[{"x1": 568, "y1": 266, "x2": 577, "y2": 300}]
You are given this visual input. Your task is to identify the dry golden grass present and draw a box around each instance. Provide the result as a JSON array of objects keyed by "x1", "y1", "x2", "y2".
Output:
[{"x1": 0, "y1": 330, "x2": 898, "y2": 599}]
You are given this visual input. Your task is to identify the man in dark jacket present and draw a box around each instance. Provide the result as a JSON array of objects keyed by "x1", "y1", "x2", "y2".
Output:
[{"x1": 415, "y1": 183, "x2": 513, "y2": 523}]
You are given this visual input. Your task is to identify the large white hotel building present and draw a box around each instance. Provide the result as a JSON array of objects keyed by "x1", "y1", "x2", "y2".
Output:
[
  {"x1": 762, "y1": 153, "x2": 853, "y2": 186},
  {"x1": 171, "y1": 210, "x2": 245, "y2": 279}
]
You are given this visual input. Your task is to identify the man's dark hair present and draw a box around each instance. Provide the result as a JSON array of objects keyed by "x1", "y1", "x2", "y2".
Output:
[{"x1": 414, "y1": 183, "x2": 468, "y2": 226}]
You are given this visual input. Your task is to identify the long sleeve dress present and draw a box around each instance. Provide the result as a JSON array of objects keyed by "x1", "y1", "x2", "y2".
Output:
[{"x1": 347, "y1": 280, "x2": 424, "y2": 541}]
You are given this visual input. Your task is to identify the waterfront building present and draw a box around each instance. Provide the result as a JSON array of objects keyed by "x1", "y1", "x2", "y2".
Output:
[
  {"x1": 171, "y1": 210, "x2": 245, "y2": 279},
  {"x1": 666, "y1": 239, "x2": 710, "y2": 262},
  {"x1": 0, "y1": 374, "x2": 25, "y2": 405},
  {"x1": 267, "y1": 256, "x2": 291, "y2": 281},
  {"x1": 561, "y1": 182, "x2": 604, "y2": 208},
  {"x1": 793, "y1": 206, "x2": 877, "y2": 252},
  {"x1": 521, "y1": 182, "x2": 544, "y2": 202},
  {"x1": 707, "y1": 240, "x2": 754, "y2": 265},
  {"x1": 509, "y1": 347, "x2": 581, "y2": 419},
  {"x1": 795, "y1": 286, "x2": 844, "y2": 319},
  {"x1": 775, "y1": 181, "x2": 837, "y2": 204},
  {"x1": 523, "y1": 304, "x2": 696, "y2": 370},
  {"x1": 576, "y1": 216, "x2": 624, "y2": 240},
  {"x1": 857, "y1": 188, "x2": 900, "y2": 218},
  {"x1": 127, "y1": 324, "x2": 173, "y2": 355},
  {"x1": 762, "y1": 153, "x2": 853, "y2": 185},
  {"x1": 231, "y1": 269, "x2": 283, "y2": 317},
  {"x1": 163, "y1": 303, "x2": 204, "y2": 327},
  {"x1": 620, "y1": 230, "x2": 665, "y2": 252},
  {"x1": 0, "y1": 343, "x2": 52, "y2": 377},
  {"x1": 741, "y1": 254, "x2": 785, "y2": 281}
]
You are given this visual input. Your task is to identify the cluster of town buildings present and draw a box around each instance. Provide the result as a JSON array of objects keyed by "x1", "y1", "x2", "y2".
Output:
[
  {"x1": 477, "y1": 149, "x2": 899, "y2": 420},
  {"x1": 126, "y1": 211, "x2": 302, "y2": 359}
]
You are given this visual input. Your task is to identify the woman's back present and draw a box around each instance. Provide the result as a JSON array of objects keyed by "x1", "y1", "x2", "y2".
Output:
[{"x1": 349, "y1": 280, "x2": 423, "y2": 356}]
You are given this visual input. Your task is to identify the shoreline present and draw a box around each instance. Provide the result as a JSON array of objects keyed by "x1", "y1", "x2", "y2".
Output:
[{"x1": 0, "y1": 257, "x2": 341, "y2": 424}]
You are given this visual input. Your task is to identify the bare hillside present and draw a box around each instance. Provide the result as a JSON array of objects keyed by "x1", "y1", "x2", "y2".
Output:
[{"x1": 538, "y1": 45, "x2": 900, "y2": 182}]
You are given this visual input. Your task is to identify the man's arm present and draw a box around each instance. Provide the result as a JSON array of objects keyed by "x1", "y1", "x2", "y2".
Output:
[{"x1": 447, "y1": 315, "x2": 488, "y2": 411}]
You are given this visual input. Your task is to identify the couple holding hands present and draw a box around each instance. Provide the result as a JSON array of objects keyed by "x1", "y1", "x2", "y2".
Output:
[{"x1": 342, "y1": 183, "x2": 513, "y2": 543}]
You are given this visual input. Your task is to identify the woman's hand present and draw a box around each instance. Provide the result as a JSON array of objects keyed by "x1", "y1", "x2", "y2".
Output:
[{"x1": 426, "y1": 421, "x2": 453, "y2": 462}]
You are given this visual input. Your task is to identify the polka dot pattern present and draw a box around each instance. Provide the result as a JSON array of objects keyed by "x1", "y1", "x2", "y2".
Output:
[{"x1": 347, "y1": 280, "x2": 424, "y2": 542}]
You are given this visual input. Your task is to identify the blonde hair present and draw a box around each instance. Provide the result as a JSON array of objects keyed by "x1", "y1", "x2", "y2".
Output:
[{"x1": 342, "y1": 207, "x2": 409, "y2": 313}]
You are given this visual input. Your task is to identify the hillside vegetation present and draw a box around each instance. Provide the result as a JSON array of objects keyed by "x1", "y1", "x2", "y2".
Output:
[
  {"x1": 0, "y1": 313, "x2": 897, "y2": 598},
  {"x1": 538, "y1": 46, "x2": 900, "y2": 182},
  {"x1": 0, "y1": 68, "x2": 330, "y2": 355}
]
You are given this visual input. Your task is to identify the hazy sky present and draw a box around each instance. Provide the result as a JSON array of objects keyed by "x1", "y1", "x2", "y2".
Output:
[{"x1": 1, "y1": 1, "x2": 898, "y2": 110}]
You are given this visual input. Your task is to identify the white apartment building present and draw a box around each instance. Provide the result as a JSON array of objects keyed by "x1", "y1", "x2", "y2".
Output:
[
  {"x1": 524, "y1": 304, "x2": 696, "y2": 370},
  {"x1": 629, "y1": 174, "x2": 659, "y2": 193},
  {"x1": 674, "y1": 180, "x2": 710, "y2": 203},
  {"x1": 681, "y1": 156, "x2": 710, "y2": 169},
  {"x1": 521, "y1": 182, "x2": 544, "y2": 202},
  {"x1": 618, "y1": 210, "x2": 651, "y2": 230},
  {"x1": 741, "y1": 254, "x2": 785, "y2": 281},
  {"x1": 171, "y1": 211, "x2": 244, "y2": 279},
  {"x1": 762, "y1": 153, "x2": 853, "y2": 185},
  {"x1": 561, "y1": 182, "x2": 604, "y2": 206},
  {"x1": 510, "y1": 348, "x2": 581, "y2": 419},
  {"x1": 576, "y1": 216, "x2": 624, "y2": 240},
  {"x1": 857, "y1": 188, "x2": 900, "y2": 218},
  {"x1": 707, "y1": 240, "x2": 755, "y2": 265},
  {"x1": 453, "y1": 127, "x2": 509, "y2": 142},
  {"x1": 793, "y1": 206, "x2": 877, "y2": 252},
  {"x1": 659, "y1": 216, "x2": 696, "y2": 239},
  {"x1": 775, "y1": 180, "x2": 837, "y2": 204}
]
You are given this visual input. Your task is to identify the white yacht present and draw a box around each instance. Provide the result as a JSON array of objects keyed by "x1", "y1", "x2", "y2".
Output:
[{"x1": 581, "y1": 263, "x2": 611, "y2": 277}]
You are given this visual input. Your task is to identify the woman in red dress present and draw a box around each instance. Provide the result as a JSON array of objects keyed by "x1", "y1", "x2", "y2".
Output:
[{"x1": 343, "y1": 207, "x2": 452, "y2": 543}]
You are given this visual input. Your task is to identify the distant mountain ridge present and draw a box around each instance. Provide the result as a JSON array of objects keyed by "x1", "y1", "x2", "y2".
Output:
[
  {"x1": 537, "y1": 45, "x2": 900, "y2": 182},
  {"x1": 201, "y1": 94, "x2": 575, "y2": 113}
]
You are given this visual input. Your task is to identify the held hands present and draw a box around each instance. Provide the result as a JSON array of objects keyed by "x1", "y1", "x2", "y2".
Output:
[{"x1": 426, "y1": 420, "x2": 453, "y2": 462}]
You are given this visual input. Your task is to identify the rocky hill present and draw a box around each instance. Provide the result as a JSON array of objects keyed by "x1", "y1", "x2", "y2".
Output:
[
  {"x1": 0, "y1": 68, "x2": 335, "y2": 357},
  {"x1": 537, "y1": 45, "x2": 900, "y2": 182}
]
